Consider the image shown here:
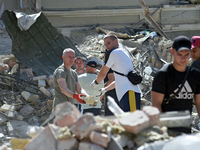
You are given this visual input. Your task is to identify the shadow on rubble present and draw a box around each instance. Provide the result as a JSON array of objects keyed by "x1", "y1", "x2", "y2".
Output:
[{"x1": 1, "y1": 10, "x2": 85, "y2": 76}]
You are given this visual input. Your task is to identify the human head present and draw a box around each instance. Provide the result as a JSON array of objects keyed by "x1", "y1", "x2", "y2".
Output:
[
  {"x1": 104, "y1": 33, "x2": 119, "y2": 51},
  {"x1": 191, "y1": 36, "x2": 200, "y2": 61},
  {"x1": 74, "y1": 56, "x2": 86, "y2": 70},
  {"x1": 171, "y1": 36, "x2": 191, "y2": 67},
  {"x1": 62, "y1": 48, "x2": 75, "y2": 68},
  {"x1": 85, "y1": 60, "x2": 97, "y2": 74},
  {"x1": 172, "y1": 36, "x2": 191, "y2": 52}
]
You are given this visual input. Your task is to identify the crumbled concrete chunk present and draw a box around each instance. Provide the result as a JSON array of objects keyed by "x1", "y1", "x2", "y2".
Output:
[
  {"x1": 26, "y1": 124, "x2": 78, "y2": 150},
  {"x1": 5, "y1": 111, "x2": 15, "y2": 119},
  {"x1": 47, "y1": 75, "x2": 54, "y2": 87},
  {"x1": 0, "y1": 113, "x2": 8, "y2": 125},
  {"x1": 70, "y1": 113, "x2": 102, "y2": 140},
  {"x1": 0, "y1": 104, "x2": 15, "y2": 112},
  {"x1": 89, "y1": 131, "x2": 109, "y2": 148},
  {"x1": 119, "y1": 110, "x2": 150, "y2": 134},
  {"x1": 21, "y1": 91, "x2": 31, "y2": 101},
  {"x1": 7, "y1": 120, "x2": 30, "y2": 138},
  {"x1": 50, "y1": 89, "x2": 55, "y2": 96},
  {"x1": 28, "y1": 95, "x2": 41, "y2": 106},
  {"x1": 33, "y1": 75, "x2": 46, "y2": 81},
  {"x1": 39, "y1": 87, "x2": 51, "y2": 97},
  {"x1": 142, "y1": 106, "x2": 160, "y2": 126},
  {"x1": 19, "y1": 104, "x2": 34, "y2": 116},
  {"x1": 25, "y1": 124, "x2": 56, "y2": 150},
  {"x1": 54, "y1": 102, "x2": 81, "y2": 127},
  {"x1": 38, "y1": 79, "x2": 46, "y2": 88}
]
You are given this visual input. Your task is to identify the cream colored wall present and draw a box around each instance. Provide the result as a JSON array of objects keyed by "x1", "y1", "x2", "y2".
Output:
[{"x1": 41, "y1": 0, "x2": 168, "y2": 10}]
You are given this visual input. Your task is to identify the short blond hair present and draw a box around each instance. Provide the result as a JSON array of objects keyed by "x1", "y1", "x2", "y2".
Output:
[{"x1": 104, "y1": 33, "x2": 117, "y2": 41}]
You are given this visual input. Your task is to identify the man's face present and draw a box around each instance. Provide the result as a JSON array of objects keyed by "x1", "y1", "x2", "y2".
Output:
[
  {"x1": 63, "y1": 51, "x2": 75, "y2": 66},
  {"x1": 86, "y1": 65, "x2": 96, "y2": 74},
  {"x1": 172, "y1": 49, "x2": 190, "y2": 66},
  {"x1": 74, "y1": 59, "x2": 85, "y2": 70},
  {"x1": 104, "y1": 37, "x2": 118, "y2": 50},
  {"x1": 191, "y1": 47, "x2": 200, "y2": 61}
]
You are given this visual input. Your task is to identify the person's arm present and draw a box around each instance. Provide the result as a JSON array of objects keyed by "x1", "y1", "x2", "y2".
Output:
[
  {"x1": 151, "y1": 91, "x2": 164, "y2": 112},
  {"x1": 105, "y1": 81, "x2": 115, "y2": 91},
  {"x1": 90, "y1": 65, "x2": 110, "y2": 89},
  {"x1": 57, "y1": 77, "x2": 74, "y2": 98},
  {"x1": 96, "y1": 65, "x2": 110, "y2": 84},
  {"x1": 194, "y1": 94, "x2": 200, "y2": 118},
  {"x1": 96, "y1": 81, "x2": 115, "y2": 97},
  {"x1": 104, "y1": 72, "x2": 114, "y2": 87}
]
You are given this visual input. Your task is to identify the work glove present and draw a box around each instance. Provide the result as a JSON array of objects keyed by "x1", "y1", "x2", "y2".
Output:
[
  {"x1": 73, "y1": 94, "x2": 86, "y2": 104},
  {"x1": 96, "y1": 88, "x2": 107, "y2": 97},
  {"x1": 90, "y1": 80, "x2": 99, "y2": 89}
]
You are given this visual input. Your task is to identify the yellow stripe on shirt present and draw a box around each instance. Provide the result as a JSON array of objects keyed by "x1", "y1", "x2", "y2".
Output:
[{"x1": 129, "y1": 90, "x2": 136, "y2": 112}]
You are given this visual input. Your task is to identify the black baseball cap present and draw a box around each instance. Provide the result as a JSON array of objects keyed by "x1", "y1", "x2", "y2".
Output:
[
  {"x1": 172, "y1": 36, "x2": 191, "y2": 52},
  {"x1": 86, "y1": 60, "x2": 97, "y2": 68}
]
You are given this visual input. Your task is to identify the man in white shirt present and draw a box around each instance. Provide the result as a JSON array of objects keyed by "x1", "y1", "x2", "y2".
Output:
[
  {"x1": 78, "y1": 60, "x2": 104, "y2": 115},
  {"x1": 90, "y1": 34, "x2": 142, "y2": 112}
]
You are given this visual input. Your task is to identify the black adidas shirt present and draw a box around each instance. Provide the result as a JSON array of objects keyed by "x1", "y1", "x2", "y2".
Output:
[
  {"x1": 152, "y1": 63, "x2": 200, "y2": 113},
  {"x1": 152, "y1": 63, "x2": 200, "y2": 133}
]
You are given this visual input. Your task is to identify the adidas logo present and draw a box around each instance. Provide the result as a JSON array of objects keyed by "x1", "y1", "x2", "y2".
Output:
[{"x1": 174, "y1": 81, "x2": 194, "y2": 99}]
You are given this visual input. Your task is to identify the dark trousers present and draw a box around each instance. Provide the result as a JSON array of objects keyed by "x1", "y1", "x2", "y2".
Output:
[
  {"x1": 120, "y1": 91, "x2": 140, "y2": 112},
  {"x1": 83, "y1": 108, "x2": 101, "y2": 116},
  {"x1": 104, "y1": 89, "x2": 120, "y2": 116},
  {"x1": 75, "y1": 104, "x2": 82, "y2": 112}
]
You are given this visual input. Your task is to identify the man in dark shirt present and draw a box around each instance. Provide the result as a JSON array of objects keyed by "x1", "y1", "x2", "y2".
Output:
[
  {"x1": 191, "y1": 36, "x2": 200, "y2": 70},
  {"x1": 152, "y1": 36, "x2": 200, "y2": 133}
]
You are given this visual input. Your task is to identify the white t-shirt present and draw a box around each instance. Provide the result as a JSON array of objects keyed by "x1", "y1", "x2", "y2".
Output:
[
  {"x1": 78, "y1": 73, "x2": 104, "y2": 109},
  {"x1": 105, "y1": 48, "x2": 141, "y2": 101}
]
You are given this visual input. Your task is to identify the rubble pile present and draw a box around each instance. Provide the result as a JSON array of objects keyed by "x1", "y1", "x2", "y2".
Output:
[
  {"x1": 11, "y1": 102, "x2": 173, "y2": 150},
  {"x1": 0, "y1": 55, "x2": 56, "y2": 149},
  {"x1": 76, "y1": 28, "x2": 199, "y2": 130}
]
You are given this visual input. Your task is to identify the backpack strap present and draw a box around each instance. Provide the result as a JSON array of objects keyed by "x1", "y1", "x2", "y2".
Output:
[{"x1": 112, "y1": 70, "x2": 126, "y2": 76}]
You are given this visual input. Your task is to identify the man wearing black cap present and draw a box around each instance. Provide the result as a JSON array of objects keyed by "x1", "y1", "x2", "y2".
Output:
[
  {"x1": 78, "y1": 60, "x2": 104, "y2": 115},
  {"x1": 152, "y1": 35, "x2": 200, "y2": 133}
]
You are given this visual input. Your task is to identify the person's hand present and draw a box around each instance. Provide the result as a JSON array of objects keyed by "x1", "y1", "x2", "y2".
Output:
[
  {"x1": 96, "y1": 88, "x2": 107, "y2": 97},
  {"x1": 90, "y1": 80, "x2": 99, "y2": 89},
  {"x1": 73, "y1": 94, "x2": 86, "y2": 104}
]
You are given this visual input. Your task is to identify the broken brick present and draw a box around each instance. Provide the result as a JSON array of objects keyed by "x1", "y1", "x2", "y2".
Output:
[
  {"x1": 142, "y1": 106, "x2": 160, "y2": 126},
  {"x1": 119, "y1": 110, "x2": 150, "y2": 134},
  {"x1": 70, "y1": 113, "x2": 102, "y2": 140},
  {"x1": 54, "y1": 102, "x2": 81, "y2": 127},
  {"x1": 89, "y1": 131, "x2": 109, "y2": 148}
]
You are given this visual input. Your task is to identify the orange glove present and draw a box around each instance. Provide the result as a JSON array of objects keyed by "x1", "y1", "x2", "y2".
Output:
[{"x1": 73, "y1": 94, "x2": 86, "y2": 104}]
